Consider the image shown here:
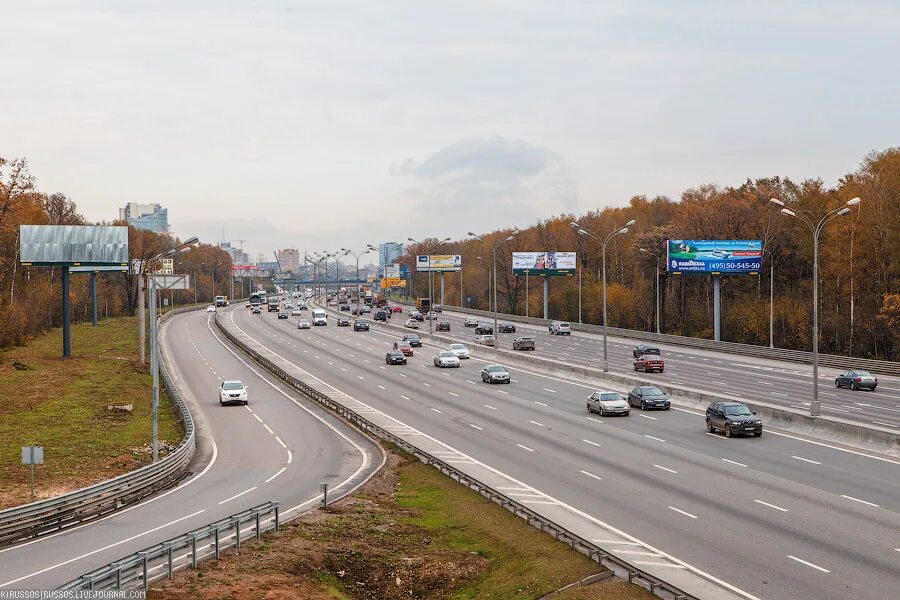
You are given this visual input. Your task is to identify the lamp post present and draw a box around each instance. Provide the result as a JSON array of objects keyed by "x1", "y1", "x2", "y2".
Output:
[
  {"x1": 407, "y1": 237, "x2": 451, "y2": 334},
  {"x1": 468, "y1": 232, "x2": 517, "y2": 340},
  {"x1": 147, "y1": 237, "x2": 198, "y2": 462},
  {"x1": 570, "y1": 219, "x2": 635, "y2": 372},
  {"x1": 343, "y1": 247, "x2": 372, "y2": 315},
  {"x1": 639, "y1": 248, "x2": 661, "y2": 334},
  {"x1": 770, "y1": 196, "x2": 861, "y2": 417}
]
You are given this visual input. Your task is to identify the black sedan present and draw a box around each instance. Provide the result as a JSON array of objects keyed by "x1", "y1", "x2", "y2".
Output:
[
  {"x1": 403, "y1": 334, "x2": 422, "y2": 347},
  {"x1": 385, "y1": 350, "x2": 407, "y2": 365},
  {"x1": 436, "y1": 320, "x2": 451, "y2": 332},
  {"x1": 336, "y1": 316, "x2": 351, "y2": 327},
  {"x1": 353, "y1": 319, "x2": 370, "y2": 331},
  {"x1": 633, "y1": 344, "x2": 661, "y2": 359},
  {"x1": 498, "y1": 322, "x2": 516, "y2": 333},
  {"x1": 474, "y1": 323, "x2": 494, "y2": 335},
  {"x1": 627, "y1": 386, "x2": 670, "y2": 410},
  {"x1": 277, "y1": 311, "x2": 289, "y2": 319}
]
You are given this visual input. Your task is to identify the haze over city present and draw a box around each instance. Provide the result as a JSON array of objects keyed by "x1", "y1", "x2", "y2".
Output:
[{"x1": 3, "y1": 1, "x2": 898, "y2": 259}]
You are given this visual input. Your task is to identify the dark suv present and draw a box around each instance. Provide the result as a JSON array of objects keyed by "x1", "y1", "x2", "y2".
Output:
[
  {"x1": 474, "y1": 323, "x2": 494, "y2": 335},
  {"x1": 633, "y1": 344, "x2": 661, "y2": 359},
  {"x1": 706, "y1": 401, "x2": 763, "y2": 438}
]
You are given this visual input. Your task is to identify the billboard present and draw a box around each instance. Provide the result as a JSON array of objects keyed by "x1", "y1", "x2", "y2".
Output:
[
  {"x1": 666, "y1": 240, "x2": 762, "y2": 274},
  {"x1": 416, "y1": 254, "x2": 461, "y2": 272},
  {"x1": 383, "y1": 264, "x2": 400, "y2": 278},
  {"x1": 19, "y1": 225, "x2": 128, "y2": 267},
  {"x1": 512, "y1": 252, "x2": 577, "y2": 276}
]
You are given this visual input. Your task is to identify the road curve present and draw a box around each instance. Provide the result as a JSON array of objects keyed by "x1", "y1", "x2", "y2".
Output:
[{"x1": 0, "y1": 308, "x2": 382, "y2": 590}]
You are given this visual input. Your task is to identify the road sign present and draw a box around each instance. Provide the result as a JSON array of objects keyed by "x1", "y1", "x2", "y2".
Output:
[
  {"x1": 21, "y1": 446, "x2": 43, "y2": 465},
  {"x1": 158, "y1": 258, "x2": 174, "y2": 275},
  {"x1": 380, "y1": 277, "x2": 403, "y2": 288},
  {"x1": 150, "y1": 274, "x2": 191, "y2": 290}
]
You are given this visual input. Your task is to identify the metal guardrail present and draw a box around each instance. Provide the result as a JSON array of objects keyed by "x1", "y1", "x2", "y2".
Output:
[
  {"x1": 0, "y1": 306, "x2": 199, "y2": 547},
  {"x1": 58, "y1": 502, "x2": 279, "y2": 591},
  {"x1": 212, "y1": 313, "x2": 697, "y2": 600},
  {"x1": 388, "y1": 297, "x2": 900, "y2": 376}
]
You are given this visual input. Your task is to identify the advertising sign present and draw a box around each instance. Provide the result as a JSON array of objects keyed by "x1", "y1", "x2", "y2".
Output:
[
  {"x1": 383, "y1": 264, "x2": 400, "y2": 279},
  {"x1": 19, "y1": 225, "x2": 128, "y2": 267},
  {"x1": 380, "y1": 277, "x2": 403, "y2": 288},
  {"x1": 666, "y1": 240, "x2": 762, "y2": 274},
  {"x1": 512, "y1": 252, "x2": 577, "y2": 276},
  {"x1": 416, "y1": 255, "x2": 462, "y2": 272}
]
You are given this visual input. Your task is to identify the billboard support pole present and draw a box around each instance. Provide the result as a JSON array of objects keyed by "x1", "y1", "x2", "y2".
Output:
[
  {"x1": 459, "y1": 268, "x2": 463, "y2": 308},
  {"x1": 578, "y1": 262, "x2": 582, "y2": 323},
  {"x1": 91, "y1": 271, "x2": 98, "y2": 326},
  {"x1": 62, "y1": 266, "x2": 71, "y2": 357},
  {"x1": 543, "y1": 277, "x2": 549, "y2": 320},
  {"x1": 525, "y1": 272, "x2": 529, "y2": 318},
  {"x1": 713, "y1": 275, "x2": 721, "y2": 342},
  {"x1": 440, "y1": 272, "x2": 445, "y2": 307},
  {"x1": 150, "y1": 276, "x2": 159, "y2": 463}
]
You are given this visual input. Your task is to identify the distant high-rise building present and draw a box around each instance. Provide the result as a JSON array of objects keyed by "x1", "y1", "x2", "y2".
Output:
[
  {"x1": 119, "y1": 202, "x2": 169, "y2": 234},
  {"x1": 255, "y1": 253, "x2": 267, "y2": 266},
  {"x1": 378, "y1": 242, "x2": 404, "y2": 275},
  {"x1": 276, "y1": 248, "x2": 300, "y2": 273},
  {"x1": 219, "y1": 242, "x2": 249, "y2": 265}
]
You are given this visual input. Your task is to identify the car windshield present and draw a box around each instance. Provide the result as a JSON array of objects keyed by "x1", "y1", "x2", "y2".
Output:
[
  {"x1": 407, "y1": 335, "x2": 419, "y2": 339},
  {"x1": 357, "y1": 320, "x2": 367, "y2": 324},
  {"x1": 440, "y1": 352, "x2": 455, "y2": 358},
  {"x1": 724, "y1": 405, "x2": 753, "y2": 416},
  {"x1": 519, "y1": 337, "x2": 534, "y2": 342},
  {"x1": 487, "y1": 366, "x2": 505, "y2": 372},
  {"x1": 450, "y1": 344, "x2": 466, "y2": 350},
  {"x1": 600, "y1": 393, "x2": 620, "y2": 401},
  {"x1": 641, "y1": 387, "x2": 664, "y2": 396},
  {"x1": 223, "y1": 382, "x2": 244, "y2": 390}
]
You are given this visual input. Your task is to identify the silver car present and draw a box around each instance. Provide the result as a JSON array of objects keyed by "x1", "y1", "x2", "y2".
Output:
[
  {"x1": 448, "y1": 343, "x2": 470, "y2": 359},
  {"x1": 586, "y1": 391, "x2": 630, "y2": 416},
  {"x1": 481, "y1": 364, "x2": 510, "y2": 384},
  {"x1": 433, "y1": 351, "x2": 461, "y2": 368},
  {"x1": 297, "y1": 319, "x2": 311, "y2": 329}
]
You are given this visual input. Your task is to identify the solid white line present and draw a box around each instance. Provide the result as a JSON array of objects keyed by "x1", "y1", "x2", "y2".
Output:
[
  {"x1": 582, "y1": 439, "x2": 601, "y2": 447},
  {"x1": 638, "y1": 414, "x2": 657, "y2": 420},
  {"x1": 644, "y1": 434, "x2": 666, "y2": 443},
  {"x1": 580, "y1": 470, "x2": 603, "y2": 481},
  {"x1": 275, "y1": 436, "x2": 287, "y2": 449},
  {"x1": 529, "y1": 420, "x2": 544, "y2": 427},
  {"x1": 840, "y1": 494, "x2": 879, "y2": 507},
  {"x1": 469, "y1": 424, "x2": 484, "y2": 431},
  {"x1": 722, "y1": 458, "x2": 748, "y2": 467},
  {"x1": 668, "y1": 506, "x2": 698, "y2": 519},
  {"x1": 764, "y1": 430, "x2": 900, "y2": 465},
  {"x1": 265, "y1": 467, "x2": 287, "y2": 483},
  {"x1": 0, "y1": 510, "x2": 206, "y2": 587},
  {"x1": 484, "y1": 404, "x2": 497, "y2": 410},
  {"x1": 517, "y1": 443, "x2": 534, "y2": 452},
  {"x1": 219, "y1": 486, "x2": 257, "y2": 505},
  {"x1": 633, "y1": 561, "x2": 687, "y2": 569},
  {"x1": 792, "y1": 455, "x2": 822, "y2": 465},
  {"x1": 787, "y1": 555, "x2": 830, "y2": 573},
  {"x1": 872, "y1": 421, "x2": 899, "y2": 428},
  {"x1": 263, "y1": 424, "x2": 274, "y2": 434},
  {"x1": 754, "y1": 499, "x2": 788, "y2": 512},
  {"x1": 616, "y1": 550, "x2": 664, "y2": 557},
  {"x1": 654, "y1": 464, "x2": 678, "y2": 474},
  {"x1": 592, "y1": 539, "x2": 641, "y2": 545}
]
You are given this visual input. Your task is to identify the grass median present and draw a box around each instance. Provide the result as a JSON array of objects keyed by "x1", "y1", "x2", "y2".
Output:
[
  {"x1": 149, "y1": 446, "x2": 652, "y2": 600},
  {"x1": 0, "y1": 315, "x2": 183, "y2": 509}
]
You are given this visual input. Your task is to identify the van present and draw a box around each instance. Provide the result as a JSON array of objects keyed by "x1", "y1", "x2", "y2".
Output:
[{"x1": 312, "y1": 309, "x2": 327, "y2": 326}]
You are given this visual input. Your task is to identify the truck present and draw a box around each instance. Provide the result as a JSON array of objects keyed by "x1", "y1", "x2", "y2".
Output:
[
  {"x1": 374, "y1": 293, "x2": 387, "y2": 308},
  {"x1": 249, "y1": 292, "x2": 263, "y2": 307},
  {"x1": 267, "y1": 298, "x2": 279, "y2": 312},
  {"x1": 416, "y1": 297, "x2": 431, "y2": 314},
  {"x1": 214, "y1": 295, "x2": 228, "y2": 307}
]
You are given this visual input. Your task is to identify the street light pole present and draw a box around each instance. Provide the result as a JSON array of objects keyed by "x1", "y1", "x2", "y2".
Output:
[
  {"x1": 408, "y1": 237, "x2": 451, "y2": 334},
  {"x1": 770, "y1": 196, "x2": 860, "y2": 417},
  {"x1": 572, "y1": 219, "x2": 636, "y2": 372},
  {"x1": 343, "y1": 247, "x2": 372, "y2": 315},
  {"x1": 469, "y1": 232, "x2": 517, "y2": 341}
]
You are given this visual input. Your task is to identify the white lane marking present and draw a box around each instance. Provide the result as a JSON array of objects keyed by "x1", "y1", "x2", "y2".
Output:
[
  {"x1": 466, "y1": 380, "x2": 476, "y2": 384},
  {"x1": 722, "y1": 458, "x2": 748, "y2": 467},
  {"x1": 399, "y1": 373, "x2": 408, "y2": 378},
  {"x1": 644, "y1": 435, "x2": 666, "y2": 443},
  {"x1": 219, "y1": 486, "x2": 258, "y2": 505},
  {"x1": 341, "y1": 367, "x2": 347, "y2": 372},
  {"x1": 377, "y1": 385, "x2": 386, "y2": 390},
  {"x1": 787, "y1": 555, "x2": 830, "y2": 573},
  {"x1": 265, "y1": 467, "x2": 287, "y2": 483},
  {"x1": 511, "y1": 379, "x2": 519, "y2": 383},
  {"x1": 529, "y1": 420, "x2": 544, "y2": 427},
  {"x1": 497, "y1": 389, "x2": 509, "y2": 394},
  {"x1": 840, "y1": 494, "x2": 879, "y2": 507},
  {"x1": 582, "y1": 439, "x2": 601, "y2": 447},
  {"x1": 654, "y1": 464, "x2": 678, "y2": 474},
  {"x1": 593, "y1": 539, "x2": 641, "y2": 545},
  {"x1": 263, "y1": 424, "x2": 274, "y2": 435},
  {"x1": 633, "y1": 561, "x2": 687, "y2": 569},
  {"x1": 358, "y1": 375, "x2": 365, "y2": 380},
  {"x1": 517, "y1": 443, "x2": 534, "y2": 452},
  {"x1": 287, "y1": 450, "x2": 293, "y2": 464},
  {"x1": 872, "y1": 421, "x2": 899, "y2": 428},
  {"x1": 484, "y1": 404, "x2": 497, "y2": 410},
  {"x1": 668, "y1": 506, "x2": 698, "y2": 519},
  {"x1": 275, "y1": 436, "x2": 287, "y2": 449},
  {"x1": 792, "y1": 456, "x2": 821, "y2": 465},
  {"x1": 638, "y1": 414, "x2": 657, "y2": 420},
  {"x1": 431, "y1": 408, "x2": 442, "y2": 413},
  {"x1": 400, "y1": 395, "x2": 411, "y2": 400},
  {"x1": 754, "y1": 499, "x2": 788, "y2": 512},
  {"x1": 423, "y1": 382, "x2": 432, "y2": 387},
  {"x1": 534, "y1": 401, "x2": 548, "y2": 407},
  {"x1": 580, "y1": 470, "x2": 603, "y2": 481},
  {"x1": 617, "y1": 550, "x2": 664, "y2": 557},
  {"x1": 769, "y1": 392, "x2": 788, "y2": 397},
  {"x1": 449, "y1": 392, "x2": 459, "y2": 397},
  {"x1": 469, "y1": 424, "x2": 484, "y2": 431},
  {"x1": 0, "y1": 510, "x2": 206, "y2": 587},
  {"x1": 586, "y1": 416, "x2": 604, "y2": 424},
  {"x1": 543, "y1": 388, "x2": 557, "y2": 393},
  {"x1": 253, "y1": 413, "x2": 264, "y2": 423}
]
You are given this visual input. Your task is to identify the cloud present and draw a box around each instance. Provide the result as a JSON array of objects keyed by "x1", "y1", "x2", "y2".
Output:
[{"x1": 393, "y1": 137, "x2": 577, "y2": 236}]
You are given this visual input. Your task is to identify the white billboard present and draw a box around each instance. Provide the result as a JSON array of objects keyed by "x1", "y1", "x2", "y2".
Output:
[
  {"x1": 383, "y1": 264, "x2": 400, "y2": 278},
  {"x1": 512, "y1": 252, "x2": 577, "y2": 275}
]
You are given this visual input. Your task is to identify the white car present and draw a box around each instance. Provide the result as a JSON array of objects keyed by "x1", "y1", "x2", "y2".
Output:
[
  {"x1": 297, "y1": 319, "x2": 311, "y2": 329},
  {"x1": 404, "y1": 318, "x2": 419, "y2": 329},
  {"x1": 291, "y1": 309, "x2": 302, "y2": 316},
  {"x1": 475, "y1": 334, "x2": 496, "y2": 347},
  {"x1": 283, "y1": 302, "x2": 292, "y2": 309},
  {"x1": 220, "y1": 380, "x2": 248, "y2": 405},
  {"x1": 433, "y1": 351, "x2": 461, "y2": 368},
  {"x1": 448, "y1": 343, "x2": 470, "y2": 359},
  {"x1": 549, "y1": 321, "x2": 572, "y2": 335},
  {"x1": 206, "y1": 305, "x2": 216, "y2": 313},
  {"x1": 464, "y1": 317, "x2": 479, "y2": 328},
  {"x1": 586, "y1": 391, "x2": 630, "y2": 416}
]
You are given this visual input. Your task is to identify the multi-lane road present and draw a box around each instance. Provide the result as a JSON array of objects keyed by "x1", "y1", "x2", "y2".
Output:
[
  {"x1": 225, "y1": 300, "x2": 900, "y2": 600},
  {"x1": 386, "y1": 303, "x2": 900, "y2": 429},
  {"x1": 0, "y1": 308, "x2": 381, "y2": 589}
]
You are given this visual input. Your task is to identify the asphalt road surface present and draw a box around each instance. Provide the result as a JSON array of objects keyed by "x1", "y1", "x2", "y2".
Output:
[
  {"x1": 0, "y1": 309, "x2": 380, "y2": 590},
  {"x1": 230, "y1": 302, "x2": 900, "y2": 600}
]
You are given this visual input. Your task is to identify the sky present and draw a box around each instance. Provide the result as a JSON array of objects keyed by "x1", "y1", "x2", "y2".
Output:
[{"x1": 2, "y1": 1, "x2": 899, "y2": 263}]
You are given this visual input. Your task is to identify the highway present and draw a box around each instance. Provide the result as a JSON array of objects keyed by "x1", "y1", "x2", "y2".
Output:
[
  {"x1": 381, "y1": 302, "x2": 900, "y2": 430},
  {"x1": 229, "y1": 301, "x2": 900, "y2": 600},
  {"x1": 0, "y1": 309, "x2": 381, "y2": 589}
]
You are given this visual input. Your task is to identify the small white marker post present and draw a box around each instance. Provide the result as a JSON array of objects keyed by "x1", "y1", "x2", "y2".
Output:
[
  {"x1": 21, "y1": 446, "x2": 44, "y2": 503},
  {"x1": 320, "y1": 482, "x2": 329, "y2": 508}
]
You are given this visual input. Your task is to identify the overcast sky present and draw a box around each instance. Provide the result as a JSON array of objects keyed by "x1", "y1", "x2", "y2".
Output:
[{"x1": 2, "y1": 1, "x2": 898, "y2": 262}]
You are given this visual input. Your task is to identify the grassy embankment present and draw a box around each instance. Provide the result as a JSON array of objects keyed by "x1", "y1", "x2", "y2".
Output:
[
  {"x1": 0, "y1": 315, "x2": 183, "y2": 509},
  {"x1": 150, "y1": 448, "x2": 652, "y2": 600}
]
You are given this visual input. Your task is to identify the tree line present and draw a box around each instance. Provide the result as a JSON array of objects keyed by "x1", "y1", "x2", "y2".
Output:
[
  {"x1": 0, "y1": 157, "x2": 234, "y2": 350},
  {"x1": 402, "y1": 148, "x2": 900, "y2": 361}
]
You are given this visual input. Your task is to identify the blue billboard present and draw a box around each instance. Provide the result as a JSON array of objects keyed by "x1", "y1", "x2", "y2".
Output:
[{"x1": 667, "y1": 240, "x2": 762, "y2": 274}]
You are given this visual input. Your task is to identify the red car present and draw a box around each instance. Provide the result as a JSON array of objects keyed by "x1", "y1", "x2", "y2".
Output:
[
  {"x1": 392, "y1": 306, "x2": 403, "y2": 313},
  {"x1": 393, "y1": 341, "x2": 414, "y2": 356},
  {"x1": 634, "y1": 355, "x2": 664, "y2": 373}
]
